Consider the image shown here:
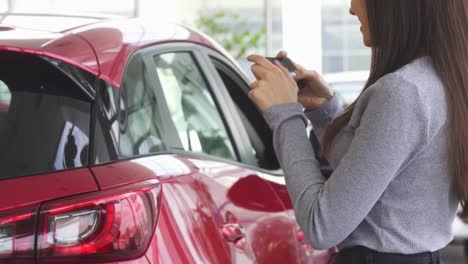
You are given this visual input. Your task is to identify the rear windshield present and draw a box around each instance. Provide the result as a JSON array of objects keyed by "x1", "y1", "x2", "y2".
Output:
[{"x1": 0, "y1": 51, "x2": 93, "y2": 180}]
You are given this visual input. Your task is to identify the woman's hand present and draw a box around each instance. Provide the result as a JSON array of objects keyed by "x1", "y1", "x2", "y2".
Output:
[
  {"x1": 276, "y1": 51, "x2": 334, "y2": 110},
  {"x1": 247, "y1": 55, "x2": 299, "y2": 112}
]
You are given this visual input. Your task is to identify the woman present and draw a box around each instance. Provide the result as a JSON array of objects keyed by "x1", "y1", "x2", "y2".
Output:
[{"x1": 247, "y1": 0, "x2": 468, "y2": 263}]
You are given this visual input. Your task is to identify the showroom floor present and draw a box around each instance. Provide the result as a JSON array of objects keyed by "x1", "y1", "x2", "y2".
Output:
[{"x1": 442, "y1": 243, "x2": 466, "y2": 263}]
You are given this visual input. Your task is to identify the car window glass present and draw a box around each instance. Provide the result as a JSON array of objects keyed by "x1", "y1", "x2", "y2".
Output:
[
  {"x1": 210, "y1": 58, "x2": 280, "y2": 170},
  {"x1": 93, "y1": 81, "x2": 120, "y2": 164},
  {"x1": 118, "y1": 54, "x2": 166, "y2": 158},
  {"x1": 0, "y1": 81, "x2": 11, "y2": 104},
  {"x1": 153, "y1": 52, "x2": 236, "y2": 161},
  {"x1": 0, "y1": 51, "x2": 91, "y2": 180}
]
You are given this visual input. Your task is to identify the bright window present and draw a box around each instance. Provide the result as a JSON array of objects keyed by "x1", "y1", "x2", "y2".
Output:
[
  {"x1": 321, "y1": 0, "x2": 371, "y2": 73},
  {"x1": 154, "y1": 52, "x2": 237, "y2": 161}
]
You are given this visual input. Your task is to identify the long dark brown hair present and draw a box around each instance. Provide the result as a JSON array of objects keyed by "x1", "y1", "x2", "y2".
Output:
[{"x1": 322, "y1": 0, "x2": 468, "y2": 217}]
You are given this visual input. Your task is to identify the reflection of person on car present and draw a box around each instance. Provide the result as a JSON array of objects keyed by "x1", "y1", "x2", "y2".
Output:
[
  {"x1": 247, "y1": 0, "x2": 467, "y2": 263},
  {"x1": 64, "y1": 125, "x2": 78, "y2": 168}
]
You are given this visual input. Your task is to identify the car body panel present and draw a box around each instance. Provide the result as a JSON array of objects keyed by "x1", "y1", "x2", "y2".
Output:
[
  {"x1": 72, "y1": 19, "x2": 224, "y2": 88},
  {"x1": 92, "y1": 154, "x2": 232, "y2": 263},
  {"x1": 0, "y1": 168, "x2": 97, "y2": 211},
  {"x1": 0, "y1": 15, "x2": 237, "y2": 88},
  {"x1": 89, "y1": 153, "x2": 337, "y2": 263},
  {"x1": 150, "y1": 174, "x2": 231, "y2": 264},
  {"x1": 90, "y1": 155, "x2": 194, "y2": 190},
  {"x1": 0, "y1": 28, "x2": 100, "y2": 75},
  {"x1": 0, "y1": 14, "x2": 338, "y2": 263},
  {"x1": 188, "y1": 157, "x2": 304, "y2": 263}
]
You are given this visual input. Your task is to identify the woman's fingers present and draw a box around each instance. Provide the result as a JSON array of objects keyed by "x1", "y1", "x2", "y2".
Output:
[
  {"x1": 249, "y1": 80, "x2": 261, "y2": 90},
  {"x1": 274, "y1": 61, "x2": 294, "y2": 81},
  {"x1": 251, "y1": 64, "x2": 271, "y2": 80},
  {"x1": 276, "y1": 50, "x2": 288, "y2": 59},
  {"x1": 247, "y1": 55, "x2": 276, "y2": 71},
  {"x1": 251, "y1": 67, "x2": 261, "y2": 80}
]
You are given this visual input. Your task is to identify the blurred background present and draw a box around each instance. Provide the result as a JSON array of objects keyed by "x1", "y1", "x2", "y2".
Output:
[
  {"x1": 0, "y1": 0, "x2": 370, "y2": 74},
  {"x1": 1, "y1": 0, "x2": 466, "y2": 262},
  {"x1": 0, "y1": 0, "x2": 371, "y2": 106}
]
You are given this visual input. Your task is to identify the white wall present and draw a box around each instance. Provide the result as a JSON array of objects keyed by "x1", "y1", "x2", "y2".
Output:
[
  {"x1": 282, "y1": 0, "x2": 322, "y2": 72},
  {"x1": 138, "y1": 0, "x2": 178, "y2": 23},
  {"x1": 6, "y1": 0, "x2": 135, "y2": 16},
  {"x1": 4, "y1": 0, "x2": 324, "y2": 73}
]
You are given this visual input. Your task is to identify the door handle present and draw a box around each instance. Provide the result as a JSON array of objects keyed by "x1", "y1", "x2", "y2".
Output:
[{"x1": 220, "y1": 223, "x2": 245, "y2": 243}]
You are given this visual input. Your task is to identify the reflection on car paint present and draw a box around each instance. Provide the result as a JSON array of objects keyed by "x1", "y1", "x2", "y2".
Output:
[
  {"x1": 0, "y1": 16, "x2": 340, "y2": 263},
  {"x1": 187, "y1": 157, "x2": 307, "y2": 263},
  {"x1": 130, "y1": 155, "x2": 191, "y2": 178}
]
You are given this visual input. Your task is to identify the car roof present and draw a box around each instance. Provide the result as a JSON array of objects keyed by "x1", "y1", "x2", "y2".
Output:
[{"x1": 0, "y1": 13, "x2": 234, "y2": 88}]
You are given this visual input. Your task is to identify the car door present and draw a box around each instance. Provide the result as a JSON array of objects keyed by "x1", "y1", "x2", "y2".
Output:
[
  {"x1": 203, "y1": 50, "x2": 337, "y2": 264},
  {"x1": 144, "y1": 43, "x2": 301, "y2": 264},
  {"x1": 90, "y1": 52, "x2": 232, "y2": 264}
]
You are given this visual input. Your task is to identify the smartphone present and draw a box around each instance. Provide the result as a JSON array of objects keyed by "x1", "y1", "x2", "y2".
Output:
[
  {"x1": 265, "y1": 57, "x2": 297, "y2": 76},
  {"x1": 266, "y1": 57, "x2": 306, "y2": 89}
]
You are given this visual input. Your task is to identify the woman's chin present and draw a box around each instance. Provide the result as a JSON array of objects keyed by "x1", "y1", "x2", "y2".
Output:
[{"x1": 363, "y1": 37, "x2": 372, "y2": 47}]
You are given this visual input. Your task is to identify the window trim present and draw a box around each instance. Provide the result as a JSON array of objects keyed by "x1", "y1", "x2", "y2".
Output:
[
  {"x1": 90, "y1": 42, "x2": 283, "y2": 176},
  {"x1": 199, "y1": 49, "x2": 282, "y2": 173},
  {"x1": 141, "y1": 54, "x2": 185, "y2": 152},
  {"x1": 140, "y1": 43, "x2": 242, "y2": 162},
  {"x1": 196, "y1": 50, "x2": 259, "y2": 165},
  {"x1": 119, "y1": 52, "x2": 172, "y2": 159},
  {"x1": 92, "y1": 52, "x2": 175, "y2": 165}
]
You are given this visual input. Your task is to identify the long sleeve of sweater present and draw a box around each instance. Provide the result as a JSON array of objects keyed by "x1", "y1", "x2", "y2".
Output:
[
  {"x1": 304, "y1": 94, "x2": 343, "y2": 140},
  {"x1": 262, "y1": 73, "x2": 428, "y2": 249}
]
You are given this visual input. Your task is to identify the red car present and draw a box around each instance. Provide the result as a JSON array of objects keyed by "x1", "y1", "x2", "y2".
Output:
[{"x1": 0, "y1": 14, "x2": 335, "y2": 264}]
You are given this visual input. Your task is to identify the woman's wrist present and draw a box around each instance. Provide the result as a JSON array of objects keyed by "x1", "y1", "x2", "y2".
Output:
[{"x1": 302, "y1": 94, "x2": 335, "y2": 110}]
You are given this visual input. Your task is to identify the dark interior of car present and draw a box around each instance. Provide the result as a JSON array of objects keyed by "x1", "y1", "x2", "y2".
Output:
[
  {"x1": 212, "y1": 59, "x2": 280, "y2": 171},
  {"x1": 0, "y1": 51, "x2": 91, "y2": 179}
]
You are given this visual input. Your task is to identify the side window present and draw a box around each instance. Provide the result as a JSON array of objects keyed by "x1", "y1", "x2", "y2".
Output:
[
  {"x1": 118, "y1": 54, "x2": 166, "y2": 158},
  {"x1": 210, "y1": 57, "x2": 280, "y2": 171},
  {"x1": 0, "y1": 81, "x2": 11, "y2": 108},
  {"x1": 153, "y1": 52, "x2": 237, "y2": 161},
  {"x1": 0, "y1": 51, "x2": 92, "y2": 179},
  {"x1": 93, "y1": 81, "x2": 120, "y2": 164}
]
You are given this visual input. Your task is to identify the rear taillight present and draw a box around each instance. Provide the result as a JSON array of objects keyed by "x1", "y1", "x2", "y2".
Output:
[
  {"x1": 37, "y1": 180, "x2": 160, "y2": 264},
  {"x1": 0, "y1": 206, "x2": 37, "y2": 263}
]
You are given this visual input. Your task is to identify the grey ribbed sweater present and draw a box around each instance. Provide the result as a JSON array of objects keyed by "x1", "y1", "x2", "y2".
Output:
[{"x1": 263, "y1": 57, "x2": 459, "y2": 253}]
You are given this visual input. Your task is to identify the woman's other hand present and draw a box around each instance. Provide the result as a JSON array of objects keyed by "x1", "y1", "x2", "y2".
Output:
[
  {"x1": 247, "y1": 54, "x2": 298, "y2": 112},
  {"x1": 276, "y1": 51, "x2": 334, "y2": 110}
]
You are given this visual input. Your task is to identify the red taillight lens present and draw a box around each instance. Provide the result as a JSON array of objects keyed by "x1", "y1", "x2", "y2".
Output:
[
  {"x1": 37, "y1": 180, "x2": 160, "y2": 264},
  {"x1": 0, "y1": 206, "x2": 37, "y2": 263}
]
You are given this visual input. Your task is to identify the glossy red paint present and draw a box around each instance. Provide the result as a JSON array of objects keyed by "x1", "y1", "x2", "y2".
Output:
[
  {"x1": 150, "y1": 177, "x2": 232, "y2": 263},
  {"x1": 91, "y1": 155, "x2": 193, "y2": 190},
  {"x1": 187, "y1": 157, "x2": 302, "y2": 263},
  {"x1": 227, "y1": 175, "x2": 287, "y2": 212},
  {"x1": 0, "y1": 14, "x2": 338, "y2": 263},
  {"x1": 71, "y1": 19, "x2": 240, "y2": 87},
  {"x1": 104, "y1": 255, "x2": 150, "y2": 264},
  {"x1": 92, "y1": 155, "x2": 232, "y2": 264},
  {"x1": 0, "y1": 102, "x2": 8, "y2": 111},
  {"x1": 0, "y1": 30, "x2": 99, "y2": 75},
  {"x1": 260, "y1": 176, "x2": 294, "y2": 210},
  {"x1": 0, "y1": 168, "x2": 97, "y2": 211},
  {"x1": 91, "y1": 154, "x2": 337, "y2": 263},
  {"x1": 0, "y1": 15, "x2": 239, "y2": 88}
]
